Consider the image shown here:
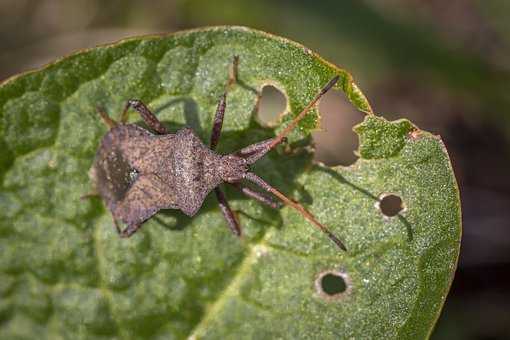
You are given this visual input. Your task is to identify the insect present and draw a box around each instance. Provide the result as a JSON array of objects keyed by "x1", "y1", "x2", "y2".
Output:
[{"x1": 89, "y1": 58, "x2": 346, "y2": 250}]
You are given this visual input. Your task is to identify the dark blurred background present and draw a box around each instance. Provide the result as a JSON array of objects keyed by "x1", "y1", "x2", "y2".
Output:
[{"x1": 1, "y1": 1, "x2": 509, "y2": 338}]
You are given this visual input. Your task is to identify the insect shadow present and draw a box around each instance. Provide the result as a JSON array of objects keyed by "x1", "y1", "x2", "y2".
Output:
[
  {"x1": 315, "y1": 166, "x2": 414, "y2": 241},
  {"x1": 153, "y1": 97, "x2": 202, "y2": 135}
]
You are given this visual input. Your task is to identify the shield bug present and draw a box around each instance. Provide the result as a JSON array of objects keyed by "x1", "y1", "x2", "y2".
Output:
[{"x1": 89, "y1": 59, "x2": 346, "y2": 250}]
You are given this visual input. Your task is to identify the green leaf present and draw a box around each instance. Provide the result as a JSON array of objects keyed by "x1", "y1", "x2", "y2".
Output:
[{"x1": 0, "y1": 26, "x2": 460, "y2": 339}]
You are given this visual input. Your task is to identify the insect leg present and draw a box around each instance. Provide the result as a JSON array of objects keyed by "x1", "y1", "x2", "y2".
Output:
[
  {"x1": 215, "y1": 187, "x2": 242, "y2": 236},
  {"x1": 97, "y1": 107, "x2": 117, "y2": 129},
  {"x1": 227, "y1": 55, "x2": 239, "y2": 87},
  {"x1": 121, "y1": 100, "x2": 168, "y2": 134},
  {"x1": 80, "y1": 192, "x2": 99, "y2": 200},
  {"x1": 210, "y1": 93, "x2": 227, "y2": 150},
  {"x1": 209, "y1": 56, "x2": 240, "y2": 150},
  {"x1": 208, "y1": 57, "x2": 243, "y2": 228},
  {"x1": 112, "y1": 218, "x2": 122, "y2": 235},
  {"x1": 120, "y1": 223, "x2": 142, "y2": 238},
  {"x1": 229, "y1": 183, "x2": 281, "y2": 209}
]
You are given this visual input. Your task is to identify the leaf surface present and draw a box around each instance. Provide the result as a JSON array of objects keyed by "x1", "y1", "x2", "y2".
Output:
[{"x1": 0, "y1": 26, "x2": 460, "y2": 339}]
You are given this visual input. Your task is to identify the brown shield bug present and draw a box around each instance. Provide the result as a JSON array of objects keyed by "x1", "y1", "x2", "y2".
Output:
[{"x1": 89, "y1": 58, "x2": 346, "y2": 250}]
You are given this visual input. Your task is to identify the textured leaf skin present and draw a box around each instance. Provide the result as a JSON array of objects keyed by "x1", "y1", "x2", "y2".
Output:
[{"x1": 0, "y1": 26, "x2": 460, "y2": 339}]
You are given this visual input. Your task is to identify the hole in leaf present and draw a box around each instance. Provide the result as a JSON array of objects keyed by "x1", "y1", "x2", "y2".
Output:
[
  {"x1": 314, "y1": 90, "x2": 364, "y2": 166},
  {"x1": 315, "y1": 270, "x2": 350, "y2": 300},
  {"x1": 379, "y1": 194, "x2": 404, "y2": 217},
  {"x1": 257, "y1": 85, "x2": 287, "y2": 125},
  {"x1": 321, "y1": 273, "x2": 347, "y2": 295}
]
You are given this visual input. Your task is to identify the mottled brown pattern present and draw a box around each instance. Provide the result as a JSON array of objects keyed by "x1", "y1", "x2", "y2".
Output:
[{"x1": 92, "y1": 124, "x2": 225, "y2": 232}]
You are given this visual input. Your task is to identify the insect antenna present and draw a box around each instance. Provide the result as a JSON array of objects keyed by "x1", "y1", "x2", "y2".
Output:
[
  {"x1": 252, "y1": 75, "x2": 345, "y2": 249},
  {"x1": 244, "y1": 172, "x2": 346, "y2": 251},
  {"x1": 235, "y1": 76, "x2": 340, "y2": 165},
  {"x1": 267, "y1": 75, "x2": 339, "y2": 150}
]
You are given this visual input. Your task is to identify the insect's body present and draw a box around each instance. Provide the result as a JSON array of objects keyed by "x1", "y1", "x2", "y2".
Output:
[
  {"x1": 89, "y1": 62, "x2": 346, "y2": 250},
  {"x1": 92, "y1": 124, "x2": 245, "y2": 229}
]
